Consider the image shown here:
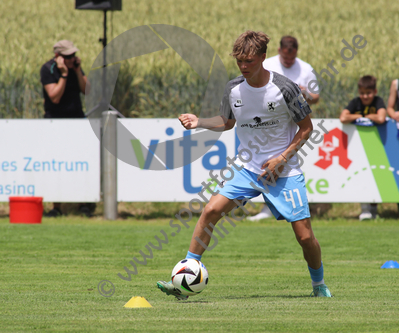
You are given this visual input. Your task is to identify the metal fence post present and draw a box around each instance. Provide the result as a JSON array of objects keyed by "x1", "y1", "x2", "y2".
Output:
[{"x1": 102, "y1": 111, "x2": 118, "y2": 220}]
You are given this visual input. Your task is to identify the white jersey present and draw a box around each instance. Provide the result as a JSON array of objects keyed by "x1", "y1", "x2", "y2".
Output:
[
  {"x1": 263, "y1": 55, "x2": 319, "y2": 93},
  {"x1": 220, "y1": 71, "x2": 312, "y2": 177}
]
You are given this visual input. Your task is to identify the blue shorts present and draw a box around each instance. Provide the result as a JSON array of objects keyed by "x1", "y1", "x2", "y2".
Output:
[{"x1": 217, "y1": 168, "x2": 310, "y2": 222}]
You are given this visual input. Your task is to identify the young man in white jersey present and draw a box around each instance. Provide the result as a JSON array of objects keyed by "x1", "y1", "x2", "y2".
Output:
[
  {"x1": 157, "y1": 31, "x2": 332, "y2": 299},
  {"x1": 250, "y1": 35, "x2": 320, "y2": 221}
]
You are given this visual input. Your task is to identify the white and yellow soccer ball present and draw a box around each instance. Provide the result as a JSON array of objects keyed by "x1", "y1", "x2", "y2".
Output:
[{"x1": 171, "y1": 259, "x2": 209, "y2": 296}]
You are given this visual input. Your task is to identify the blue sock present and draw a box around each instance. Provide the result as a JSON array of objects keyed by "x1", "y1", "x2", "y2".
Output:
[
  {"x1": 308, "y1": 262, "x2": 324, "y2": 282},
  {"x1": 186, "y1": 251, "x2": 202, "y2": 261}
]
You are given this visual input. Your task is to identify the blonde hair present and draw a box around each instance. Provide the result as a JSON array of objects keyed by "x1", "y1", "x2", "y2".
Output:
[{"x1": 231, "y1": 31, "x2": 271, "y2": 58}]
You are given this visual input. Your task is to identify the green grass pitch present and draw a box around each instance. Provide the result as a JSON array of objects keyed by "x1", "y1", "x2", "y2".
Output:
[{"x1": 1, "y1": 216, "x2": 398, "y2": 332}]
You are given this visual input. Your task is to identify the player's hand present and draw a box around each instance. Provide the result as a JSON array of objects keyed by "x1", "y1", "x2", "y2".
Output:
[
  {"x1": 74, "y1": 56, "x2": 81, "y2": 72},
  {"x1": 258, "y1": 156, "x2": 285, "y2": 183},
  {"x1": 179, "y1": 114, "x2": 198, "y2": 129},
  {"x1": 56, "y1": 56, "x2": 68, "y2": 75}
]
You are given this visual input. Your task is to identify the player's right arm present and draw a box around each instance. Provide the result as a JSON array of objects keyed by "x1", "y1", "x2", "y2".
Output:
[
  {"x1": 179, "y1": 77, "x2": 241, "y2": 131},
  {"x1": 387, "y1": 80, "x2": 399, "y2": 121},
  {"x1": 178, "y1": 78, "x2": 239, "y2": 131},
  {"x1": 339, "y1": 109, "x2": 362, "y2": 123},
  {"x1": 179, "y1": 114, "x2": 236, "y2": 132}
]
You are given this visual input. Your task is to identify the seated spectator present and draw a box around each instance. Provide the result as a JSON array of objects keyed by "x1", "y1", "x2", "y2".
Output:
[{"x1": 339, "y1": 75, "x2": 386, "y2": 220}]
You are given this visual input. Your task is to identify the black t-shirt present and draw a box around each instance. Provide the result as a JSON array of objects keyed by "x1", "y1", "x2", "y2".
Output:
[
  {"x1": 345, "y1": 96, "x2": 386, "y2": 116},
  {"x1": 40, "y1": 59, "x2": 85, "y2": 118}
]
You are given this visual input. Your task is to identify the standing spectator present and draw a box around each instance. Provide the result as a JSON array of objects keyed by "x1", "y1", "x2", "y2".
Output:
[
  {"x1": 339, "y1": 75, "x2": 386, "y2": 220},
  {"x1": 40, "y1": 40, "x2": 93, "y2": 217},
  {"x1": 249, "y1": 36, "x2": 320, "y2": 221}
]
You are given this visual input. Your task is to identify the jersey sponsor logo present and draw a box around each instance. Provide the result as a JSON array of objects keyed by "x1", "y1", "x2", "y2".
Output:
[
  {"x1": 240, "y1": 118, "x2": 280, "y2": 128},
  {"x1": 267, "y1": 102, "x2": 276, "y2": 112},
  {"x1": 315, "y1": 128, "x2": 352, "y2": 170}
]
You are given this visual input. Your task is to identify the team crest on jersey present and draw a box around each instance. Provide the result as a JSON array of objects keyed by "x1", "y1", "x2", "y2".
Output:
[
  {"x1": 297, "y1": 93, "x2": 307, "y2": 109},
  {"x1": 267, "y1": 102, "x2": 276, "y2": 112}
]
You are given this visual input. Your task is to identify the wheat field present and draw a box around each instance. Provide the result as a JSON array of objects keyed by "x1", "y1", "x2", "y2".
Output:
[{"x1": 1, "y1": 0, "x2": 398, "y2": 117}]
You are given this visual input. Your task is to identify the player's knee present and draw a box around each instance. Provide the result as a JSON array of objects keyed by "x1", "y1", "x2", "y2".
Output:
[
  {"x1": 296, "y1": 233, "x2": 314, "y2": 247},
  {"x1": 203, "y1": 204, "x2": 223, "y2": 219}
]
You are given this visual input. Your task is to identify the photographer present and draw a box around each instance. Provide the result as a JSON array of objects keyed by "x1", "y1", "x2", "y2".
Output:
[
  {"x1": 40, "y1": 40, "x2": 87, "y2": 118},
  {"x1": 40, "y1": 40, "x2": 92, "y2": 217}
]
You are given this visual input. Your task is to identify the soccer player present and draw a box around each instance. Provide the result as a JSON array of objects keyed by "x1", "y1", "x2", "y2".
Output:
[{"x1": 157, "y1": 30, "x2": 332, "y2": 299}]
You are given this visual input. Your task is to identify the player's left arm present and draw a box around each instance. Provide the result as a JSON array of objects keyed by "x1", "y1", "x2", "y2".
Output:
[
  {"x1": 282, "y1": 115, "x2": 313, "y2": 158},
  {"x1": 259, "y1": 115, "x2": 312, "y2": 181}
]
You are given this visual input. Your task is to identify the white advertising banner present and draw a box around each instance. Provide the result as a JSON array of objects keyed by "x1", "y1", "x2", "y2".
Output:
[
  {"x1": 117, "y1": 118, "x2": 399, "y2": 203},
  {"x1": 117, "y1": 119, "x2": 237, "y2": 202},
  {"x1": 0, "y1": 119, "x2": 101, "y2": 202}
]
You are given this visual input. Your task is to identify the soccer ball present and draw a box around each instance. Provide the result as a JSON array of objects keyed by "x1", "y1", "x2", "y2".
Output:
[{"x1": 171, "y1": 259, "x2": 209, "y2": 296}]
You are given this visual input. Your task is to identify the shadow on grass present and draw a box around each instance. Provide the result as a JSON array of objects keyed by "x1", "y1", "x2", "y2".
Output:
[
  {"x1": 119, "y1": 210, "x2": 201, "y2": 220},
  {"x1": 311, "y1": 203, "x2": 399, "y2": 221},
  {"x1": 117, "y1": 202, "x2": 399, "y2": 221},
  {"x1": 117, "y1": 202, "x2": 196, "y2": 220},
  {"x1": 223, "y1": 294, "x2": 310, "y2": 299},
  {"x1": 117, "y1": 202, "x2": 258, "y2": 221},
  {"x1": 173, "y1": 294, "x2": 311, "y2": 304},
  {"x1": 379, "y1": 208, "x2": 399, "y2": 219}
]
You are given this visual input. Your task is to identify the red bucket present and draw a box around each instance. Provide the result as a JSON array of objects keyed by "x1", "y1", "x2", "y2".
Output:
[{"x1": 9, "y1": 197, "x2": 43, "y2": 224}]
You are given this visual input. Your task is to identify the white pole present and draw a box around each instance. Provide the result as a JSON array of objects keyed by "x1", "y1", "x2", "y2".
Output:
[{"x1": 102, "y1": 111, "x2": 118, "y2": 220}]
